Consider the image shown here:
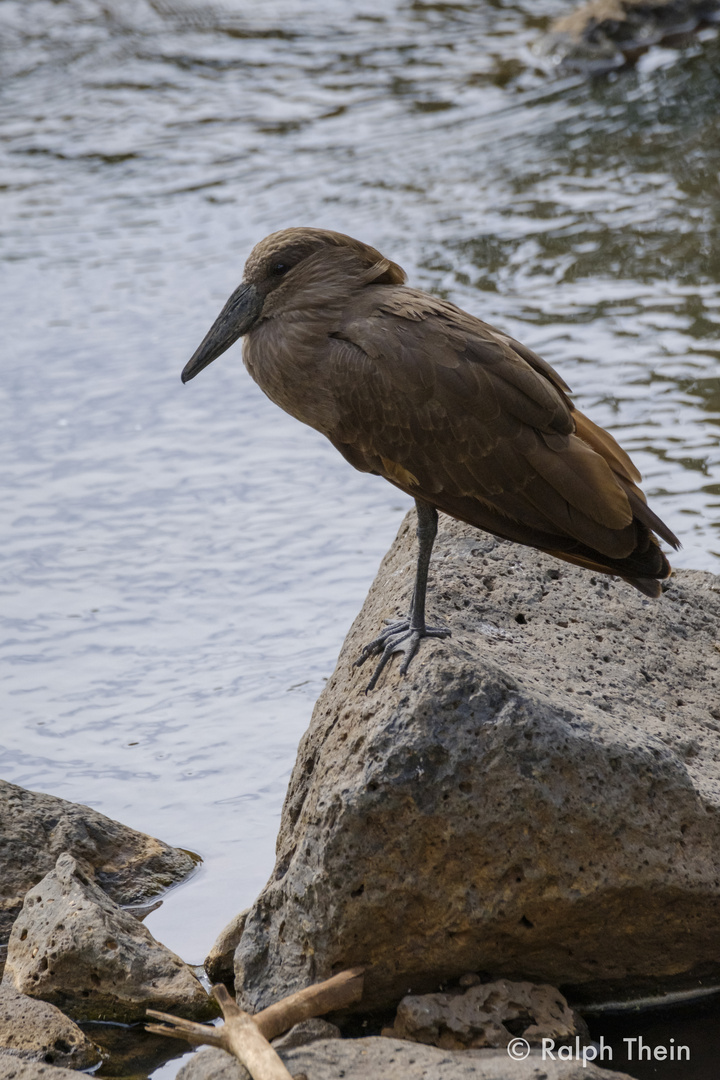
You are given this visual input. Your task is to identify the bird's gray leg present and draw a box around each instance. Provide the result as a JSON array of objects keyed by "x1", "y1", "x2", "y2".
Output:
[
  {"x1": 408, "y1": 498, "x2": 436, "y2": 630},
  {"x1": 355, "y1": 499, "x2": 451, "y2": 692}
]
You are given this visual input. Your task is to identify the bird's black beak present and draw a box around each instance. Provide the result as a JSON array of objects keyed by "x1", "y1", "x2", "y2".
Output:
[{"x1": 181, "y1": 282, "x2": 264, "y2": 383}]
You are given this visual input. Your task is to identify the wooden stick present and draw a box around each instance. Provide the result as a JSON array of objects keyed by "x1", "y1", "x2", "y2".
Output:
[
  {"x1": 215, "y1": 1008, "x2": 293, "y2": 1080},
  {"x1": 146, "y1": 968, "x2": 365, "y2": 1080},
  {"x1": 144, "y1": 1013, "x2": 225, "y2": 1047},
  {"x1": 147, "y1": 997, "x2": 292, "y2": 1080},
  {"x1": 251, "y1": 967, "x2": 365, "y2": 1040}
]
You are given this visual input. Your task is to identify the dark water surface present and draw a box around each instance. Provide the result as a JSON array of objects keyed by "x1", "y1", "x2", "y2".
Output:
[{"x1": 2, "y1": 1, "x2": 720, "y2": 1075}]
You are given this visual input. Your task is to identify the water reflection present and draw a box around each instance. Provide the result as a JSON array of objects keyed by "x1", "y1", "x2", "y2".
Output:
[{"x1": 0, "y1": 2, "x2": 719, "y2": 1068}]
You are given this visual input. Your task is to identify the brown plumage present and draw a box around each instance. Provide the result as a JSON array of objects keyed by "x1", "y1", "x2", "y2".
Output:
[{"x1": 182, "y1": 227, "x2": 679, "y2": 690}]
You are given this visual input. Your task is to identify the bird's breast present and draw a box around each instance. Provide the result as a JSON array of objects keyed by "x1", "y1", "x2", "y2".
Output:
[{"x1": 242, "y1": 315, "x2": 341, "y2": 435}]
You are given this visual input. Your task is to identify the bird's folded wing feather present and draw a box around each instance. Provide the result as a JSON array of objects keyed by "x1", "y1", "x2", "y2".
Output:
[{"x1": 324, "y1": 288, "x2": 651, "y2": 559}]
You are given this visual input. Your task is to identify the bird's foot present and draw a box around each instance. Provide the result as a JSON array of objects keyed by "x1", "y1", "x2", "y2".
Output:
[{"x1": 354, "y1": 618, "x2": 451, "y2": 693}]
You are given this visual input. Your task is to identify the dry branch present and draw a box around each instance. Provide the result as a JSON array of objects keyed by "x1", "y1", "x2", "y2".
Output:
[
  {"x1": 252, "y1": 967, "x2": 364, "y2": 1039},
  {"x1": 146, "y1": 967, "x2": 365, "y2": 1080}
]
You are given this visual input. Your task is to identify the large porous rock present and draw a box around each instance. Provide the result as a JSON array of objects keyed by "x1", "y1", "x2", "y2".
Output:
[
  {"x1": 536, "y1": 0, "x2": 720, "y2": 74},
  {"x1": 2, "y1": 854, "x2": 215, "y2": 1023},
  {"x1": 0, "y1": 1061, "x2": 89, "y2": 1080},
  {"x1": 384, "y1": 979, "x2": 584, "y2": 1051},
  {"x1": 234, "y1": 511, "x2": 720, "y2": 1012},
  {"x1": 0, "y1": 986, "x2": 101, "y2": 1069},
  {"x1": 0, "y1": 780, "x2": 197, "y2": 944},
  {"x1": 176, "y1": 1040, "x2": 640, "y2": 1080}
]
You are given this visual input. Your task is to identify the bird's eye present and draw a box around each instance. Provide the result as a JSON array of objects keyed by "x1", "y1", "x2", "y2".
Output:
[{"x1": 271, "y1": 262, "x2": 290, "y2": 277}]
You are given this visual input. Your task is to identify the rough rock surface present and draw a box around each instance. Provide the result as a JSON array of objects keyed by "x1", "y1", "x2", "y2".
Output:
[
  {"x1": 0, "y1": 1061, "x2": 85, "y2": 1080},
  {"x1": 271, "y1": 1018, "x2": 342, "y2": 1051},
  {"x1": 2, "y1": 854, "x2": 215, "y2": 1023},
  {"x1": 0, "y1": 986, "x2": 101, "y2": 1070},
  {"x1": 384, "y1": 979, "x2": 583, "y2": 1050},
  {"x1": 176, "y1": 1041, "x2": 639, "y2": 1080},
  {"x1": 234, "y1": 512, "x2": 720, "y2": 1012},
  {"x1": 537, "y1": 0, "x2": 720, "y2": 73},
  {"x1": 0, "y1": 780, "x2": 197, "y2": 944},
  {"x1": 204, "y1": 910, "x2": 248, "y2": 986}
]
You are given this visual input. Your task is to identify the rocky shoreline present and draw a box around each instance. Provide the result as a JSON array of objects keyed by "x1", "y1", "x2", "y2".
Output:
[
  {"x1": 536, "y1": 0, "x2": 720, "y2": 74},
  {"x1": 2, "y1": 512, "x2": 720, "y2": 1078},
  {"x1": 0, "y1": 779, "x2": 199, "y2": 950},
  {"x1": 234, "y1": 511, "x2": 720, "y2": 1013},
  {"x1": 0, "y1": 783, "x2": 212, "y2": 1070}
]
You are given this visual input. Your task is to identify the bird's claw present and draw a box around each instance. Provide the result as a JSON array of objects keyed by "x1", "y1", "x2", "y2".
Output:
[{"x1": 354, "y1": 618, "x2": 450, "y2": 693}]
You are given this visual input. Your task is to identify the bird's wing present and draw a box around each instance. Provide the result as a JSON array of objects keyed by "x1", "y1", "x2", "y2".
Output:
[{"x1": 324, "y1": 288, "x2": 662, "y2": 562}]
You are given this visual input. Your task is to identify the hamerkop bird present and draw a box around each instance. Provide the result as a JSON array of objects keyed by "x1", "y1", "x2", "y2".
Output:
[{"x1": 182, "y1": 227, "x2": 679, "y2": 691}]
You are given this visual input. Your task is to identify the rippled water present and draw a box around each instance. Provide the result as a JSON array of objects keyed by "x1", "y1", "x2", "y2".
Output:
[{"x1": 1, "y1": 0, "x2": 720, "y2": 1072}]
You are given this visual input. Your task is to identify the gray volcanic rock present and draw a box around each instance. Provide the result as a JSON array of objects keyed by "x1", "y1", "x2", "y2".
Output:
[
  {"x1": 234, "y1": 511, "x2": 720, "y2": 1012},
  {"x1": 537, "y1": 0, "x2": 720, "y2": 74},
  {"x1": 385, "y1": 979, "x2": 584, "y2": 1050},
  {"x1": 2, "y1": 854, "x2": 216, "y2": 1023},
  {"x1": 0, "y1": 1061, "x2": 85, "y2": 1080},
  {"x1": 0, "y1": 780, "x2": 197, "y2": 944},
  {"x1": 0, "y1": 986, "x2": 101, "y2": 1070},
  {"x1": 176, "y1": 1041, "x2": 640, "y2": 1080}
]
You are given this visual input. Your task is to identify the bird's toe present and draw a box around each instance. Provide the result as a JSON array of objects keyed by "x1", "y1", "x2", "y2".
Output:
[
  {"x1": 358, "y1": 620, "x2": 451, "y2": 692},
  {"x1": 354, "y1": 618, "x2": 409, "y2": 666}
]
